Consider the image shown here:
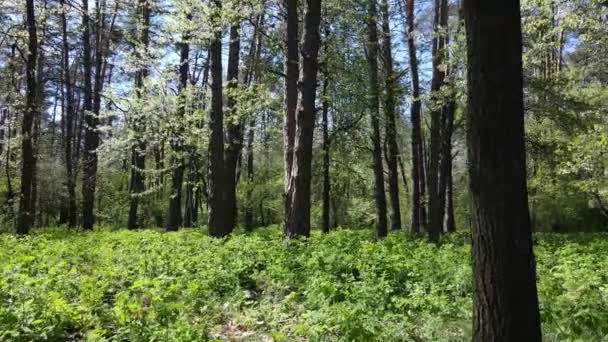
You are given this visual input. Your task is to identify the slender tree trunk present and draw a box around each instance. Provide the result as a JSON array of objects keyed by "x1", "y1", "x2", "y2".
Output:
[
  {"x1": 17, "y1": 0, "x2": 38, "y2": 234},
  {"x1": 224, "y1": 21, "x2": 242, "y2": 232},
  {"x1": 403, "y1": 0, "x2": 423, "y2": 234},
  {"x1": 31, "y1": 36, "x2": 45, "y2": 228},
  {"x1": 284, "y1": 0, "x2": 322, "y2": 238},
  {"x1": 207, "y1": 0, "x2": 229, "y2": 237},
  {"x1": 166, "y1": 28, "x2": 190, "y2": 231},
  {"x1": 445, "y1": 148, "x2": 455, "y2": 232},
  {"x1": 380, "y1": 0, "x2": 401, "y2": 231},
  {"x1": 60, "y1": 0, "x2": 77, "y2": 227},
  {"x1": 321, "y1": 76, "x2": 330, "y2": 234},
  {"x1": 366, "y1": 0, "x2": 388, "y2": 239},
  {"x1": 244, "y1": 13, "x2": 265, "y2": 232},
  {"x1": 427, "y1": 0, "x2": 448, "y2": 242},
  {"x1": 281, "y1": 0, "x2": 299, "y2": 229},
  {"x1": 128, "y1": 0, "x2": 151, "y2": 230},
  {"x1": 464, "y1": 0, "x2": 542, "y2": 339},
  {"x1": 81, "y1": 0, "x2": 101, "y2": 230}
]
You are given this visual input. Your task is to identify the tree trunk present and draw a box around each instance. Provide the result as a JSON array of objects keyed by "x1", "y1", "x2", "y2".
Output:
[
  {"x1": 380, "y1": 0, "x2": 401, "y2": 231},
  {"x1": 426, "y1": 0, "x2": 448, "y2": 242},
  {"x1": 321, "y1": 76, "x2": 330, "y2": 234},
  {"x1": 81, "y1": 0, "x2": 102, "y2": 230},
  {"x1": 60, "y1": 0, "x2": 77, "y2": 227},
  {"x1": 366, "y1": 0, "x2": 388, "y2": 239},
  {"x1": 244, "y1": 13, "x2": 265, "y2": 232},
  {"x1": 17, "y1": 0, "x2": 38, "y2": 234},
  {"x1": 403, "y1": 0, "x2": 423, "y2": 234},
  {"x1": 284, "y1": 0, "x2": 322, "y2": 238},
  {"x1": 281, "y1": 0, "x2": 299, "y2": 229},
  {"x1": 166, "y1": 29, "x2": 190, "y2": 231},
  {"x1": 207, "y1": 0, "x2": 229, "y2": 237},
  {"x1": 128, "y1": 0, "x2": 150, "y2": 230},
  {"x1": 464, "y1": 0, "x2": 542, "y2": 339},
  {"x1": 224, "y1": 21, "x2": 242, "y2": 232}
]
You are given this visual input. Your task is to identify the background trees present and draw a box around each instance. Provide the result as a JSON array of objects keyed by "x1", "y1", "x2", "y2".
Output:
[{"x1": 0, "y1": 0, "x2": 605, "y2": 235}]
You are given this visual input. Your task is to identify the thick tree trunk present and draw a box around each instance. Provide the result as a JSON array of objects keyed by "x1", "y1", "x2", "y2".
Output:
[
  {"x1": 128, "y1": 0, "x2": 150, "y2": 230},
  {"x1": 464, "y1": 0, "x2": 542, "y2": 339},
  {"x1": 224, "y1": 21, "x2": 242, "y2": 232},
  {"x1": 17, "y1": 0, "x2": 38, "y2": 234},
  {"x1": 60, "y1": 0, "x2": 77, "y2": 228},
  {"x1": 403, "y1": 0, "x2": 423, "y2": 234},
  {"x1": 284, "y1": 0, "x2": 322, "y2": 238},
  {"x1": 281, "y1": 0, "x2": 299, "y2": 228},
  {"x1": 321, "y1": 76, "x2": 330, "y2": 234},
  {"x1": 380, "y1": 0, "x2": 401, "y2": 231},
  {"x1": 366, "y1": 0, "x2": 388, "y2": 239},
  {"x1": 166, "y1": 33, "x2": 190, "y2": 231},
  {"x1": 207, "y1": 0, "x2": 229, "y2": 237}
]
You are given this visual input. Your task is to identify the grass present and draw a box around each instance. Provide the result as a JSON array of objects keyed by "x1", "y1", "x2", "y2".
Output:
[{"x1": 0, "y1": 227, "x2": 607, "y2": 341}]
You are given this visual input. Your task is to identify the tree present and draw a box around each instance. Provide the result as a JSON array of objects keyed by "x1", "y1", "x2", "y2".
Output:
[
  {"x1": 380, "y1": 0, "x2": 401, "y2": 231},
  {"x1": 464, "y1": 0, "x2": 542, "y2": 339},
  {"x1": 284, "y1": 0, "x2": 322, "y2": 238},
  {"x1": 207, "y1": 0, "x2": 229, "y2": 237},
  {"x1": 366, "y1": 0, "x2": 388, "y2": 239},
  {"x1": 60, "y1": 0, "x2": 77, "y2": 228},
  {"x1": 402, "y1": 0, "x2": 424, "y2": 234},
  {"x1": 281, "y1": 0, "x2": 299, "y2": 229},
  {"x1": 167, "y1": 14, "x2": 191, "y2": 231},
  {"x1": 128, "y1": 0, "x2": 151, "y2": 230},
  {"x1": 224, "y1": 13, "x2": 242, "y2": 232},
  {"x1": 16, "y1": 0, "x2": 38, "y2": 234}
]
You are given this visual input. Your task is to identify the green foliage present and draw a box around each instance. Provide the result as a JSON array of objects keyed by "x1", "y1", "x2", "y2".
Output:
[{"x1": 1, "y1": 228, "x2": 606, "y2": 341}]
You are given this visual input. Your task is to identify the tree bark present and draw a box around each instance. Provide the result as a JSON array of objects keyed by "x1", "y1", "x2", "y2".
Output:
[
  {"x1": 284, "y1": 0, "x2": 322, "y2": 238},
  {"x1": 366, "y1": 0, "x2": 388, "y2": 239},
  {"x1": 60, "y1": 0, "x2": 77, "y2": 228},
  {"x1": 17, "y1": 0, "x2": 38, "y2": 234},
  {"x1": 380, "y1": 0, "x2": 401, "y2": 231},
  {"x1": 207, "y1": 0, "x2": 229, "y2": 237},
  {"x1": 281, "y1": 0, "x2": 299, "y2": 229},
  {"x1": 128, "y1": 0, "x2": 151, "y2": 230},
  {"x1": 464, "y1": 0, "x2": 542, "y2": 339},
  {"x1": 224, "y1": 21, "x2": 242, "y2": 232}
]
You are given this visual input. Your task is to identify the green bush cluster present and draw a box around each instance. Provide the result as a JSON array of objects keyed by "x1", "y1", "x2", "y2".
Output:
[{"x1": 0, "y1": 228, "x2": 606, "y2": 341}]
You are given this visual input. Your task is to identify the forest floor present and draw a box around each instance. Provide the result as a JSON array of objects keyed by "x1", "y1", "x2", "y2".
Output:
[{"x1": 0, "y1": 227, "x2": 606, "y2": 341}]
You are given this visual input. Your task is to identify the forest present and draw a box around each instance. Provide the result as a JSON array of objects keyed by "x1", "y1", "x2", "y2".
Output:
[{"x1": 0, "y1": 0, "x2": 607, "y2": 340}]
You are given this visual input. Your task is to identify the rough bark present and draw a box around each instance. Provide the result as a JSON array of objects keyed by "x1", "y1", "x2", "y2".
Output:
[
  {"x1": 464, "y1": 0, "x2": 542, "y2": 339},
  {"x1": 17, "y1": 0, "x2": 38, "y2": 234},
  {"x1": 380, "y1": 0, "x2": 401, "y2": 231},
  {"x1": 284, "y1": 0, "x2": 322, "y2": 238},
  {"x1": 207, "y1": 0, "x2": 229, "y2": 237},
  {"x1": 366, "y1": 0, "x2": 388, "y2": 239},
  {"x1": 224, "y1": 21, "x2": 242, "y2": 232},
  {"x1": 281, "y1": 0, "x2": 299, "y2": 228},
  {"x1": 60, "y1": 0, "x2": 77, "y2": 227},
  {"x1": 128, "y1": 0, "x2": 150, "y2": 230}
]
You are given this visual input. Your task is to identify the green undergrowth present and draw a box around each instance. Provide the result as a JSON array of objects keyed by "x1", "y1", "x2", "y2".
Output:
[{"x1": 0, "y1": 227, "x2": 606, "y2": 341}]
